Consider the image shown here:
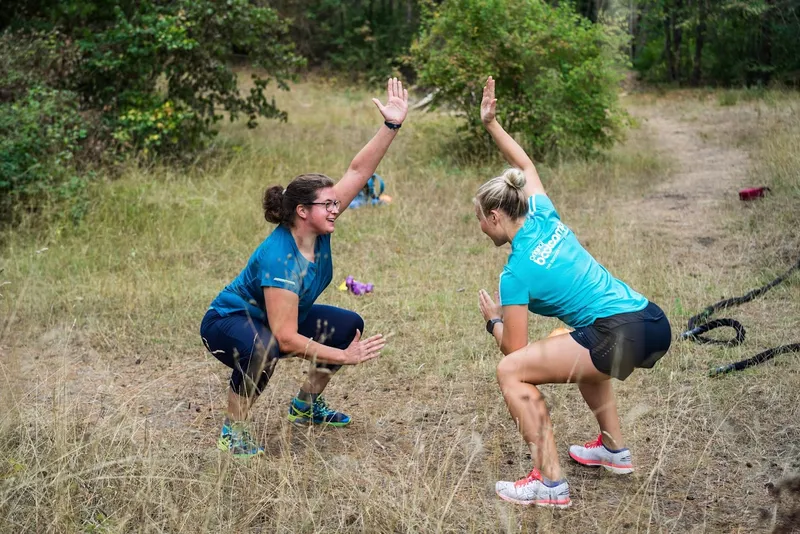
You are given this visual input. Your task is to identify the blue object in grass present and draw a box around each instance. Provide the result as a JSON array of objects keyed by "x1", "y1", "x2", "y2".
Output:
[{"x1": 349, "y1": 173, "x2": 386, "y2": 209}]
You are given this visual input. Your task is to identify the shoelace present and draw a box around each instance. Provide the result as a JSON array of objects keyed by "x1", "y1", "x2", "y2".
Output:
[
  {"x1": 514, "y1": 467, "x2": 543, "y2": 487},
  {"x1": 314, "y1": 396, "x2": 335, "y2": 416},
  {"x1": 584, "y1": 435, "x2": 604, "y2": 449}
]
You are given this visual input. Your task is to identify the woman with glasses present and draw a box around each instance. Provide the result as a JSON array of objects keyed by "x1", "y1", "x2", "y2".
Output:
[{"x1": 200, "y1": 79, "x2": 408, "y2": 457}]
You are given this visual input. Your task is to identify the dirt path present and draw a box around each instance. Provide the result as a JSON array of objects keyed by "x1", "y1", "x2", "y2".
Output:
[{"x1": 624, "y1": 104, "x2": 752, "y2": 267}]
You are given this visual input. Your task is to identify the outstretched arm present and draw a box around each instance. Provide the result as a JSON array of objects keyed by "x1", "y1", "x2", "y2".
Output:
[
  {"x1": 481, "y1": 76, "x2": 545, "y2": 197},
  {"x1": 264, "y1": 287, "x2": 385, "y2": 365},
  {"x1": 334, "y1": 77, "x2": 409, "y2": 216}
]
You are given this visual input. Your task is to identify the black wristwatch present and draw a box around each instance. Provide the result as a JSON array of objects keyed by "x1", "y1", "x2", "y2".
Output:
[{"x1": 486, "y1": 318, "x2": 503, "y2": 335}]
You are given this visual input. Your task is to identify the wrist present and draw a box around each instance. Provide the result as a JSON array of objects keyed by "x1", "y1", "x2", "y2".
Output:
[
  {"x1": 384, "y1": 120, "x2": 402, "y2": 130},
  {"x1": 486, "y1": 318, "x2": 503, "y2": 335}
]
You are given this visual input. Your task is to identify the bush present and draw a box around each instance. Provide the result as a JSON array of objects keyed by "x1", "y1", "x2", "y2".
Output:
[
  {"x1": 411, "y1": 0, "x2": 628, "y2": 160},
  {"x1": 0, "y1": 1, "x2": 303, "y2": 226},
  {"x1": 0, "y1": 86, "x2": 89, "y2": 221},
  {"x1": 74, "y1": 1, "x2": 303, "y2": 157},
  {"x1": 0, "y1": 31, "x2": 93, "y2": 223}
]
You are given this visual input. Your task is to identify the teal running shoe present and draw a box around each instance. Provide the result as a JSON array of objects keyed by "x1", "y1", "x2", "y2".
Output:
[
  {"x1": 217, "y1": 420, "x2": 265, "y2": 458},
  {"x1": 287, "y1": 395, "x2": 351, "y2": 427}
]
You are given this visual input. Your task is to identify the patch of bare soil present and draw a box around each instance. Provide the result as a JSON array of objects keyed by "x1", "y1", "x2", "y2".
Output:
[{"x1": 623, "y1": 108, "x2": 751, "y2": 271}]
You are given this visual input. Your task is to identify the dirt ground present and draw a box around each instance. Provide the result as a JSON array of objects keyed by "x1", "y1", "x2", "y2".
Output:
[{"x1": 7, "y1": 97, "x2": 800, "y2": 532}]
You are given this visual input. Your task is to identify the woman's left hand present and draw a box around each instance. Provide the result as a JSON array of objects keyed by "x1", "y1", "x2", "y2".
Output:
[
  {"x1": 478, "y1": 289, "x2": 502, "y2": 321},
  {"x1": 372, "y1": 77, "x2": 408, "y2": 126}
]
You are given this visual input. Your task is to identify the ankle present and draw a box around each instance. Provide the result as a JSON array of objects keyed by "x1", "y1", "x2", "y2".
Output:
[
  {"x1": 296, "y1": 390, "x2": 319, "y2": 404},
  {"x1": 601, "y1": 437, "x2": 625, "y2": 452}
]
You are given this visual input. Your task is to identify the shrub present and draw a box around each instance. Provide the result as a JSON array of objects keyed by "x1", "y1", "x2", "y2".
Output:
[
  {"x1": 75, "y1": 1, "x2": 303, "y2": 157},
  {"x1": 0, "y1": 86, "x2": 89, "y2": 221},
  {"x1": 411, "y1": 0, "x2": 628, "y2": 160},
  {"x1": 0, "y1": 31, "x2": 92, "y2": 222}
]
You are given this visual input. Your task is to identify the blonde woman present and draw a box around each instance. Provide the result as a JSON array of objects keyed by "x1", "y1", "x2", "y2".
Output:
[{"x1": 475, "y1": 77, "x2": 671, "y2": 507}]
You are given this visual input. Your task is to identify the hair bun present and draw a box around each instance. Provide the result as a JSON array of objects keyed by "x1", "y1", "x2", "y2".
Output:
[
  {"x1": 502, "y1": 168, "x2": 527, "y2": 190},
  {"x1": 263, "y1": 185, "x2": 285, "y2": 224}
]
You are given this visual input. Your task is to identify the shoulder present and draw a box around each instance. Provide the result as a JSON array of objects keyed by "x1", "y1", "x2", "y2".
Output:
[
  {"x1": 257, "y1": 225, "x2": 294, "y2": 263},
  {"x1": 528, "y1": 194, "x2": 559, "y2": 219}
]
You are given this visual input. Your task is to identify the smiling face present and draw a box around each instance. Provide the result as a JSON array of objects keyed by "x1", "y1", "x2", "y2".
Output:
[
  {"x1": 303, "y1": 186, "x2": 340, "y2": 234},
  {"x1": 475, "y1": 202, "x2": 507, "y2": 247}
]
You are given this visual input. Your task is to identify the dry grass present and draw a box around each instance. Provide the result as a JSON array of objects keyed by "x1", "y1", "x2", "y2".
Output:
[{"x1": 1, "y1": 80, "x2": 799, "y2": 533}]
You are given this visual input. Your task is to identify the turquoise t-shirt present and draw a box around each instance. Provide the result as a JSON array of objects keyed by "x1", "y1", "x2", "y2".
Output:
[
  {"x1": 210, "y1": 224, "x2": 333, "y2": 324},
  {"x1": 499, "y1": 194, "x2": 647, "y2": 328}
]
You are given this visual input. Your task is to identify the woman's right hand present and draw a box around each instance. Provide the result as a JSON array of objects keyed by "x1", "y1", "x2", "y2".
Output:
[
  {"x1": 480, "y1": 76, "x2": 498, "y2": 125},
  {"x1": 342, "y1": 329, "x2": 385, "y2": 365}
]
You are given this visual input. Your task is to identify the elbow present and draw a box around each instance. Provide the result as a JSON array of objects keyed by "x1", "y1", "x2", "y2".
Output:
[
  {"x1": 500, "y1": 341, "x2": 525, "y2": 356},
  {"x1": 273, "y1": 333, "x2": 295, "y2": 354}
]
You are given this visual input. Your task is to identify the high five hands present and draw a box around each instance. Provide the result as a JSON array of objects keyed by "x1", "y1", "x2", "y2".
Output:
[{"x1": 373, "y1": 77, "x2": 409, "y2": 127}]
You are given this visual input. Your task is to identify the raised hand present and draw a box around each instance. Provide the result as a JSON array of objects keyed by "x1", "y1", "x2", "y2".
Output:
[
  {"x1": 480, "y1": 76, "x2": 498, "y2": 125},
  {"x1": 372, "y1": 77, "x2": 409, "y2": 126},
  {"x1": 343, "y1": 329, "x2": 385, "y2": 365},
  {"x1": 479, "y1": 288, "x2": 502, "y2": 321}
]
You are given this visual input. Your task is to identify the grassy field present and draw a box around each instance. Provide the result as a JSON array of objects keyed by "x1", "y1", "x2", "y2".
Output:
[{"x1": 1, "y1": 79, "x2": 799, "y2": 532}]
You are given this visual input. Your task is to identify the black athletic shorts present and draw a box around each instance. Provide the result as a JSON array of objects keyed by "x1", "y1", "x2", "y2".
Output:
[{"x1": 569, "y1": 301, "x2": 672, "y2": 380}]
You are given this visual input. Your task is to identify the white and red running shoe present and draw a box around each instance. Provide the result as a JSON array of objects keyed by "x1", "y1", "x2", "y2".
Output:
[
  {"x1": 569, "y1": 434, "x2": 634, "y2": 474},
  {"x1": 495, "y1": 467, "x2": 571, "y2": 508}
]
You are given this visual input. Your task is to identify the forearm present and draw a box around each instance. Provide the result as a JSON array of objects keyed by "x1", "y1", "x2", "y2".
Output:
[
  {"x1": 277, "y1": 333, "x2": 347, "y2": 365},
  {"x1": 347, "y1": 125, "x2": 398, "y2": 179},
  {"x1": 492, "y1": 324, "x2": 527, "y2": 355},
  {"x1": 485, "y1": 120, "x2": 534, "y2": 171}
]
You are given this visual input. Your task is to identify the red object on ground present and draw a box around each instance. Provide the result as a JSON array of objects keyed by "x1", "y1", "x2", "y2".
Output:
[{"x1": 738, "y1": 187, "x2": 770, "y2": 201}]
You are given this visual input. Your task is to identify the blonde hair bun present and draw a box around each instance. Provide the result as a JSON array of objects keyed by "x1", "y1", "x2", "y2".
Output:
[{"x1": 502, "y1": 168, "x2": 527, "y2": 190}]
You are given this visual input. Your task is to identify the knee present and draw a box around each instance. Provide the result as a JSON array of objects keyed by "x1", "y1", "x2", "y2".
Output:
[
  {"x1": 496, "y1": 357, "x2": 519, "y2": 391},
  {"x1": 338, "y1": 312, "x2": 364, "y2": 347},
  {"x1": 350, "y1": 313, "x2": 365, "y2": 337}
]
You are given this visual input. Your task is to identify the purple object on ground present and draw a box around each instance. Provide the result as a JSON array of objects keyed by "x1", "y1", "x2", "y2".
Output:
[{"x1": 345, "y1": 275, "x2": 374, "y2": 295}]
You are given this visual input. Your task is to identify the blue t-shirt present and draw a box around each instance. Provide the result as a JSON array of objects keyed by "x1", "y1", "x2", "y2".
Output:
[
  {"x1": 499, "y1": 194, "x2": 648, "y2": 328},
  {"x1": 210, "y1": 224, "x2": 333, "y2": 325}
]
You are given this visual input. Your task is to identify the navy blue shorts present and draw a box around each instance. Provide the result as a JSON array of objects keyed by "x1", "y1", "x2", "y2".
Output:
[
  {"x1": 570, "y1": 301, "x2": 672, "y2": 380},
  {"x1": 200, "y1": 305, "x2": 364, "y2": 396}
]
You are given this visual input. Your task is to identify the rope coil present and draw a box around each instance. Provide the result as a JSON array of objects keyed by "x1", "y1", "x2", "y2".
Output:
[{"x1": 680, "y1": 257, "x2": 800, "y2": 376}]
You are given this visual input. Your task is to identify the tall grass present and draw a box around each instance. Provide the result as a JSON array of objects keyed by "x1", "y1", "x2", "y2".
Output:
[{"x1": 1, "y1": 81, "x2": 798, "y2": 532}]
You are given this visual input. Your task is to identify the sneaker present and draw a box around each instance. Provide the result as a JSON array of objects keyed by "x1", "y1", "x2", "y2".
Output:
[
  {"x1": 569, "y1": 434, "x2": 633, "y2": 474},
  {"x1": 217, "y1": 420, "x2": 265, "y2": 458},
  {"x1": 287, "y1": 395, "x2": 351, "y2": 427},
  {"x1": 495, "y1": 468, "x2": 571, "y2": 508}
]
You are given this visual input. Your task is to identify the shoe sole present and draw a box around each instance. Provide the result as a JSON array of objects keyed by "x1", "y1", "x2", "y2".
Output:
[
  {"x1": 569, "y1": 451, "x2": 634, "y2": 474},
  {"x1": 287, "y1": 414, "x2": 351, "y2": 427},
  {"x1": 496, "y1": 491, "x2": 571, "y2": 508}
]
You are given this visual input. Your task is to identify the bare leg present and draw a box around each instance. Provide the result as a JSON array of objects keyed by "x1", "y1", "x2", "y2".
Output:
[
  {"x1": 497, "y1": 377, "x2": 563, "y2": 480},
  {"x1": 578, "y1": 381, "x2": 624, "y2": 449},
  {"x1": 227, "y1": 389, "x2": 255, "y2": 421},
  {"x1": 300, "y1": 364, "x2": 338, "y2": 395},
  {"x1": 496, "y1": 334, "x2": 611, "y2": 481}
]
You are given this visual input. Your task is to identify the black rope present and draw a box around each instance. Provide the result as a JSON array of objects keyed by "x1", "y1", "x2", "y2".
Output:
[{"x1": 679, "y1": 257, "x2": 800, "y2": 376}]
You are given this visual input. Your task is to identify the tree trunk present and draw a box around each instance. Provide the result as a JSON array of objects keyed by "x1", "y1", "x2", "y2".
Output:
[
  {"x1": 665, "y1": 11, "x2": 676, "y2": 81},
  {"x1": 691, "y1": 0, "x2": 707, "y2": 86},
  {"x1": 673, "y1": 0, "x2": 683, "y2": 82},
  {"x1": 760, "y1": 0, "x2": 774, "y2": 85}
]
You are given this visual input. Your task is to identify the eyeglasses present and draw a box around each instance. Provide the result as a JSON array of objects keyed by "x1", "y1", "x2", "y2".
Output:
[{"x1": 306, "y1": 200, "x2": 341, "y2": 212}]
